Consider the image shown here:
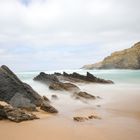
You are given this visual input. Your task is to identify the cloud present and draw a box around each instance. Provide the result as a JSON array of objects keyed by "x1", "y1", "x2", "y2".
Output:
[{"x1": 0, "y1": 0, "x2": 140, "y2": 71}]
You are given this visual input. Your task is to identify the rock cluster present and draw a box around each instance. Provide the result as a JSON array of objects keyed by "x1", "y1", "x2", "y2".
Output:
[
  {"x1": 0, "y1": 65, "x2": 58, "y2": 122},
  {"x1": 34, "y1": 71, "x2": 113, "y2": 101},
  {"x1": 73, "y1": 114, "x2": 101, "y2": 122}
]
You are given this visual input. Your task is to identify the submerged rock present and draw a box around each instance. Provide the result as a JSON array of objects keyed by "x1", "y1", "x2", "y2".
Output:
[
  {"x1": 0, "y1": 102, "x2": 38, "y2": 122},
  {"x1": 74, "y1": 92, "x2": 96, "y2": 100},
  {"x1": 51, "y1": 95, "x2": 58, "y2": 100}
]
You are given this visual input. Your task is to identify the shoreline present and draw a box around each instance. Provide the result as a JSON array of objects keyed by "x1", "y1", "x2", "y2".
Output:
[
  {"x1": 0, "y1": 68, "x2": 140, "y2": 140},
  {"x1": 0, "y1": 83, "x2": 140, "y2": 140}
]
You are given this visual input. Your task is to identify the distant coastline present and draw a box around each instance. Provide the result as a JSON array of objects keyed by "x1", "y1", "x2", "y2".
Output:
[{"x1": 82, "y1": 42, "x2": 140, "y2": 70}]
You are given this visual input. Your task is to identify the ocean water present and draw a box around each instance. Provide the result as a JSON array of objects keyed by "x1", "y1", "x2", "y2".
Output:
[{"x1": 16, "y1": 69, "x2": 140, "y2": 116}]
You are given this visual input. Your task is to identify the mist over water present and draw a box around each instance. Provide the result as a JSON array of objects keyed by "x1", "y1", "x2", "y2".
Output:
[{"x1": 16, "y1": 69, "x2": 140, "y2": 116}]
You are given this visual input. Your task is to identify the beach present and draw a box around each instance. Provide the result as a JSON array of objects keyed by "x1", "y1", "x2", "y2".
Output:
[{"x1": 0, "y1": 70, "x2": 140, "y2": 140}]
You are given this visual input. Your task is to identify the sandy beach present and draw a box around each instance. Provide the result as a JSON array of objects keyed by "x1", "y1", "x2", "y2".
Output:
[
  {"x1": 0, "y1": 0, "x2": 140, "y2": 139},
  {"x1": 0, "y1": 82, "x2": 140, "y2": 140}
]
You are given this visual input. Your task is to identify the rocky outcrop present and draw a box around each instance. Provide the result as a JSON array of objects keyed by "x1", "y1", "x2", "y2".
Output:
[
  {"x1": 0, "y1": 102, "x2": 38, "y2": 122},
  {"x1": 55, "y1": 72, "x2": 113, "y2": 84},
  {"x1": 34, "y1": 72, "x2": 59, "y2": 84},
  {"x1": 34, "y1": 72, "x2": 107, "y2": 101},
  {"x1": 0, "y1": 65, "x2": 58, "y2": 114},
  {"x1": 82, "y1": 42, "x2": 140, "y2": 69},
  {"x1": 34, "y1": 72, "x2": 81, "y2": 92},
  {"x1": 0, "y1": 65, "x2": 42, "y2": 108},
  {"x1": 49, "y1": 82, "x2": 80, "y2": 92}
]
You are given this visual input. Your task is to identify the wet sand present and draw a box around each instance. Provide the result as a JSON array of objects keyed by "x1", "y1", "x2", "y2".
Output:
[{"x1": 0, "y1": 83, "x2": 140, "y2": 140}]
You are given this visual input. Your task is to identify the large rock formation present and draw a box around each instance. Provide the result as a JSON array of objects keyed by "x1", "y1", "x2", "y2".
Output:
[
  {"x1": 82, "y1": 42, "x2": 140, "y2": 69},
  {"x1": 55, "y1": 72, "x2": 113, "y2": 84},
  {"x1": 34, "y1": 72, "x2": 113, "y2": 101},
  {"x1": 0, "y1": 65, "x2": 58, "y2": 113}
]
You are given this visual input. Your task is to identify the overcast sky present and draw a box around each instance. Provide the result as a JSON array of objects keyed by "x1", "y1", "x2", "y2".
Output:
[{"x1": 0, "y1": 0, "x2": 139, "y2": 71}]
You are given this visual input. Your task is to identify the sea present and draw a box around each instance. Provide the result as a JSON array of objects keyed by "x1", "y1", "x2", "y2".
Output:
[{"x1": 16, "y1": 69, "x2": 140, "y2": 116}]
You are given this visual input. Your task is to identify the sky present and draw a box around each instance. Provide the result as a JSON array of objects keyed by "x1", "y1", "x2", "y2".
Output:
[{"x1": 0, "y1": 0, "x2": 140, "y2": 71}]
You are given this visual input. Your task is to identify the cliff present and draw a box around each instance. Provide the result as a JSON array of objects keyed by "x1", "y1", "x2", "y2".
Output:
[{"x1": 82, "y1": 42, "x2": 140, "y2": 69}]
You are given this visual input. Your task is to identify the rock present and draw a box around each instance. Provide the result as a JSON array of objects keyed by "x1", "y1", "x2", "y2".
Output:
[
  {"x1": 43, "y1": 96, "x2": 50, "y2": 102},
  {"x1": 0, "y1": 65, "x2": 42, "y2": 107},
  {"x1": 0, "y1": 102, "x2": 39, "y2": 122},
  {"x1": 55, "y1": 72, "x2": 113, "y2": 84},
  {"x1": 9, "y1": 93, "x2": 36, "y2": 111},
  {"x1": 34, "y1": 72, "x2": 59, "y2": 85},
  {"x1": 49, "y1": 82, "x2": 80, "y2": 92},
  {"x1": 73, "y1": 117, "x2": 88, "y2": 122},
  {"x1": 82, "y1": 42, "x2": 140, "y2": 69},
  {"x1": 0, "y1": 65, "x2": 58, "y2": 113},
  {"x1": 88, "y1": 115, "x2": 101, "y2": 120},
  {"x1": 40, "y1": 101, "x2": 58, "y2": 113},
  {"x1": 74, "y1": 92, "x2": 96, "y2": 99},
  {"x1": 73, "y1": 114, "x2": 101, "y2": 122},
  {"x1": 35, "y1": 71, "x2": 113, "y2": 84},
  {"x1": 34, "y1": 72, "x2": 106, "y2": 102},
  {"x1": 51, "y1": 95, "x2": 58, "y2": 100}
]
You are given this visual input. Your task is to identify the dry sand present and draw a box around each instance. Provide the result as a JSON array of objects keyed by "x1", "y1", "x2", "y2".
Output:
[{"x1": 0, "y1": 83, "x2": 140, "y2": 140}]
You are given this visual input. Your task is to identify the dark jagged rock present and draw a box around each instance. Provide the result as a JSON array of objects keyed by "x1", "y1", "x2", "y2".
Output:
[
  {"x1": 0, "y1": 102, "x2": 39, "y2": 122},
  {"x1": 56, "y1": 72, "x2": 113, "y2": 84},
  {"x1": 0, "y1": 65, "x2": 42, "y2": 107},
  {"x1": 82, "y1": 42, "x2": 140, "y2": 69},
  {"x1": 0, "y1": 65, "x2": 58, "y2": 113},
  {"x1": 34, "y1": 71, "x2": 113, "y2": 86},
  {"x1": 40, "y1": 101, "x2": 58, "y2": 113},
  {"x1": 34, "y1": 72, "x2": 59, "y2": 85},
  {"x1": 49, "y1": 82, "x2": 80, "y2": 92}
]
